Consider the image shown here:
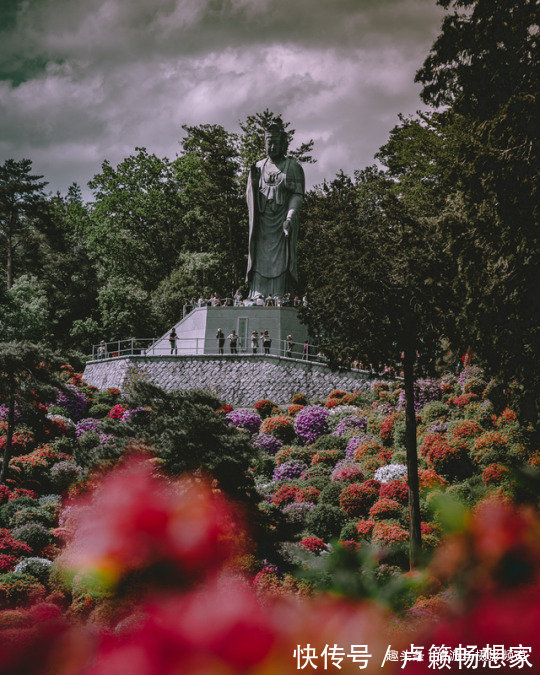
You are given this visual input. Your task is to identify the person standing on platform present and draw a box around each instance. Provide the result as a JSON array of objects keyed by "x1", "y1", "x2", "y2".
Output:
[
  {"x1": 286, "y1": 334, "x2": 293, "y2": 358},
  {"x1": 262, "y1": 330, "x2": 272, "y2": 355},
  {"x1": 228, "y1": 330, "x2": 238, "y2": 354},
  {"x1": 216, "y1": 328, "x2": 225, "y2": 354},
  {"x1": 251, "y1": 331, "x2": 259, "y2": 354},
  {"x1": 169, "y1": 328, "x2": 177, "y2": 355}
]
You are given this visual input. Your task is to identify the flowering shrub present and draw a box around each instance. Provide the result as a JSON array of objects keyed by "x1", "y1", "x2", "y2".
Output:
[
  {"x1": 425, "y1": 437, "x2": 471, "y2": 480},
  {"x1": 352, "y1": 439, "x2": 385, "y2": 462},
  {"x1": 287, "y1": 404, "x2": 304, "y2": 417},
  {"x1": 291, "y1": 393, "x2": 308, "y2": 405},
  {"x1": 299, "y1": 536, "x2": 327, "y2": 553},
  {"x1": 272, "y1": 460, "x2": 307, "y2": 483},
  {"x1": 13, "y1": 557, "x2": 52, "y2": 583},
  {"x1": 0, "y1": 553, "x2": 17, "y2": 572},
  {"x1": 373, "y1": 463, "x2": 407, "y2": 484},
  {"x1": 225, "y1": 409, "x2": 261, "y2": 435},
  {"x1": 260, "y1": 415, "x2": 296, "y2": 443},
  {"x1": 332, "y1": 416, "x2": 368, "y2": 436},
  {"x1": 107, "y1": 404, "x2": 126, "y2": 420},
  {"x1": 0, "y1": 528, "x2": 32, "y2": 559},
  {"x1": 449, "y1": 419, "x2": 483, "y2": 440},
  {"x1": 331, "y1": 463, "x2": 364, "y2": 483},
  {"x1": 215, "y1": 404, "x2": 233, "y2": 415},
  {"x1": 451, "y1": 392, "x2": 478, "y2": 408},
  {"x1": 345, "y1": 434, "x2": 377, "y2": 459},
  {"x1": 339, "y1": 480, "x2": 380, "y2": 517},
  {"x1": 379, "y1": 480, "x2": 408, "y2": 505},
  {"x1": 294, "y1": 406, "x2": 329, "y2": 443},
  {"x1": 122, "y1": 406, "x2": 152, "y2": 423},
  {"x1": 55, "y1": 385, "x2": 88, "y2": 421},
  {"x1": 457, "y1": 365, "x2": 484, "y2": 391},
  {"x1": 58, "y1": 459, "x2": 240, "y2": 590},
  {"x1": 496, "y1": 407, "x2": 517, "y2": 425},
  {"x1": 421, "y1": 401, "x2": 450, "y2": 423},
  {"x1": 426, "y1": 420, "x2": 448, "y2": 435},
  {"x1": 272, "y1": 484, "x2": 299, "y2": 507},
  {"x1": 473, "y1": 431, "x2": 510, "y2": 466},
  {"x1": 417, "y1": 469, "x2": 447, "y2": 492},
  {"x1": 282, "y1": 501, "x2": 315, "y2": 522},
  {"x1": 482, "y1": 463, "x2": 511, "y2": 486},
  {"x1": 253, "y1": 399, "x2": 279, "y2": 419},
  {"x1": 311, "y1": 449, "x2": 342, "y2": 467},
  {"x1": 0, "y1": 485, "x2": 11, "y2": 506},
  {"x1": 75, "y1": 418, "x2": 101, "y2": 438},
  {"x1": 398, "y1": 379, "x2": 442, "y2": 412},
  {"x1": 372, "y1": 521, "x2": 409, "y2": 545},
  {"x1": 0, "y1": 571, "x2": 46, "y2": 608},
  {"x1": 296, "y1": 486, "x2": 321, "y2": 504},
  {"x1": 369, "y1": 498, "x2": 403, "y2": 521},
  {"x1": 356, "y1": 519, "x2": 376, "y2": 538},
  {"x1": 253, "y1": 434, "x2": 283, "y2": 455}
]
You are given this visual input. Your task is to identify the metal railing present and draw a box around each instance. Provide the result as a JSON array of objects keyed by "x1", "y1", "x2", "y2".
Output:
[
  {"x1": 91, "y1": 337, "x2": 330, "y2": 363},
  {"x1": 182, "y1": 297, "x2": 305, "y2": 317}
]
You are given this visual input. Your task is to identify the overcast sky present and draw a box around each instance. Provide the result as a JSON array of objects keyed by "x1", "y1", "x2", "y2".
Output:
[{"x1": 0, "y1": 0, "x2": 444, "y2": 199}]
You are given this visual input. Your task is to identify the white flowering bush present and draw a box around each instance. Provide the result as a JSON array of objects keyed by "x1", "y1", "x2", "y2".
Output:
[
  {"x1": 373, "y1": 463, "x2": 407, "y2": 484},
  {"x1": 46, "y1": 413, "x2": 75, "y2": 428}
]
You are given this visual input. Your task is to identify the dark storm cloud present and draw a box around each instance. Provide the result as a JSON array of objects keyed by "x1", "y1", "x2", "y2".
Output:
[{"x1": 0, "y1": 0, "x2": 444, "y2": 195}]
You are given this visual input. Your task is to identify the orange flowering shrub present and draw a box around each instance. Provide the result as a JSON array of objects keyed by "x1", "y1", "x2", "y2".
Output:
[
  {"x1": 287, "y1": 404, "x2": 304, "y2": 417},
  {"x1": 473, "y1": 431, "x2": 510, "y2": 466},
  {"x1": 260, "y1": 415, "x2": 296, "y2": 443}
]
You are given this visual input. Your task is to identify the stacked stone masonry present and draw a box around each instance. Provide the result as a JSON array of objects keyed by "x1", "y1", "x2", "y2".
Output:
[{"x1": 83, "y1": 355, "x2": 372, "y2": 405}]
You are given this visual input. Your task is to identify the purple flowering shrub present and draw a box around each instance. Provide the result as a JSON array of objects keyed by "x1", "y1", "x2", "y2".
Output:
[
  {"x1": 54, "y1": 385, "x2": 88, "y2": 421},
  {"x1": 75, "y1": 418, "x2": 102, "y2": 438},
  {"x1": 282, "y1": 501, "x2": 315, "y2": 522},
  {"x1": 253, "y1": 434, "x2": 283, "y2": 455},
  {"x1": 294, "y1": 406, "x2": 329, "y2": 443},
  {"x1": 273, "y1": 460, "x2": 308, "y2": 483},
  {"x1": 397, "y1": 379, "x2": 442, "y2": 413},
  {"x1": 225, "y1": 409, "x2": 261, "y2": 435},
  {"x1": 122, "y1": 407, "x2": 152, "y2": 423},
  {"x1": 332, "y1": 416, "x2": 368, "y2": 437}
]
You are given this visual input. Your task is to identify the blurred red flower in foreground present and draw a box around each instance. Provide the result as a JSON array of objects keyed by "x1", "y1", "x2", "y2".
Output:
[{"x1": 58, "y1": 458, "x2": 241, "y2": 591}]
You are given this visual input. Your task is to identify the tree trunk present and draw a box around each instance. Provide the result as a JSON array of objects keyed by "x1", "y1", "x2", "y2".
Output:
[
  {"x1": 6, "y1": 213, "x2": 13, "y2": 290},
  {"x1": 404, "y1": 340, "x2": 422, "y2": 568},
  {"x1": 0, "y1": 381, "x2": 15, "y2": 484}
]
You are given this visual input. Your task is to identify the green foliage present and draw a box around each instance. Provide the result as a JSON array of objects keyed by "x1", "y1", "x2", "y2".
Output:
[
  {"x1": 87, "y1": 404, "x2": 111, "y2": 419},
  {"x1": 304, "y1": 504, "x2": 346, "y2": 540},
  {"x1": 111, "y1": 383, "x2": 259, "y2": 503},
  {"x1": 11, "y1": 523, "x2": 51, "y2": 552},
  {"x1": 319, "y1": 481, "x2": 345, "y2": 507}
]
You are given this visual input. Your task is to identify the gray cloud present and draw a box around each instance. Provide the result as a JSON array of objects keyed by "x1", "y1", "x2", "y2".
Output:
[{"x1": 0, "y1": 0, "x2": 444, "y2": 196}]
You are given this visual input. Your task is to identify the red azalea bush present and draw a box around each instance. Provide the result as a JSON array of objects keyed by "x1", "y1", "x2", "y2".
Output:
[
  {"x1": 372, "y1": 522, "x2": 409, "y2": 545},
  {"x1": 259, "y1": 415, "x2": 296, "y2": 443},
  {"x1": 311, "y1": 449, "x2": 342, "y2": 467},
  {"x1": 473, "y1": 431, "x2": 510, "y2": 466},
  {"x1": 379, "y1": 413, "x2": 401, "y2": 444},
  {"x1": 299, "y1": 536, "x2": 327, "y2": 553},
  {"x1": 417, "y1": 468, "x2": 447, "y2": 492},
  {"x1": 216, "y1": 404, "x2": 233, "y2": 415},
  {"x1": 0, "y1": 555, "x2": 17, "y2": 573},
  {"x1": 291, "y1": 393, "x2": 307, "y2": 405},
  {"x1": 379, "y1": 480, "x2": 408, "y2": 505},
  {"x1": 58, "y1": 459, "x2": 241, "y2": 589},
  {"x1": 482, "y1": 462, "x2": 511, "y2": 486},
  {"x1": 0, "y1": 486, "x2": 10, "y2": 506},
  {"x1": 496, "y1": 407, "x2": 517, "y2": 425},
  {"x1": 287, "y1": 404, "x2": 304, "y2": 417},
  {"x1": 253, "y1": 399, "x2": 279, "y2": 419},
  {"x1": 426, "y1": 438, "x2": 471, "y2": 480},
  {"x1": 296, "y1": 486, "x2": 320, "y2": 504},
  {"x1": 356, "y1": 519, "x2": 376, "y2": 538},
  {"x1": 272, "y1": 484, "x2": 299, "y2": 507},
  {"x1": 369, "y1": 498, "x2": 403, "y2": 521},
  {"x1": 0, "y1": 435, "x2": 30, "y2": 458},
  {"x1": 450, "y1": 419, "x2": 483, "y2": 440},
  {"x1": 340, "y1": 480, "x2": 380, "y2": 517},
  {"x1": 107, "y1": 404, "x2": 126, "y2": 419},
  {"x1": 451, "y1": 392, "x2": 478, "y2": 408},
  {"x1": 353, "y1": 439, "x2": 385, "y2": 461},
  {"x1": 324, "y1": 398, "x2": 343, "y2": 409}
]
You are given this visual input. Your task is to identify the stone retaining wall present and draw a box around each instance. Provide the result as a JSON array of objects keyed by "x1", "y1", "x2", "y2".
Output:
[{"x1": 83, "y1": 355, "x2": 372, "y2": 405}]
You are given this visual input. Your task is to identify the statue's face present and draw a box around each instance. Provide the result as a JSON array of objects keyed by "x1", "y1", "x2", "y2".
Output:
[{"x1": 265, "y1": 132, "x2": 285, "y2": 161}]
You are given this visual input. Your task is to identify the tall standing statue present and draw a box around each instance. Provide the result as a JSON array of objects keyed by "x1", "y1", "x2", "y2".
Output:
[{"x1": 245, "y1": 117, "x2": 305, "y2": 299}]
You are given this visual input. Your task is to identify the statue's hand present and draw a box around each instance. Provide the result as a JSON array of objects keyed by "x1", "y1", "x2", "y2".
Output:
[{"x1": 283, "y1": 218, "x2": 291, "y2": 237}]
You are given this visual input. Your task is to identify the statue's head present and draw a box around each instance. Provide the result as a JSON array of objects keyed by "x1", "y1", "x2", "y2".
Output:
[{"x1": 264, "y1": 117, "x2": 288, "y2": 161}]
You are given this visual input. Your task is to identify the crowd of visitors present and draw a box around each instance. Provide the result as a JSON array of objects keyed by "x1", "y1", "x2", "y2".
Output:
[{"x1": 182, "y1": 292, "x2": 307, "y2": 316}]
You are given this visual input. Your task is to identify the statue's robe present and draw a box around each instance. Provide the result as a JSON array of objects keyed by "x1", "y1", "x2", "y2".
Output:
[{"x1": 246, "y1": 156, "x2": 305, "y2": 297}]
